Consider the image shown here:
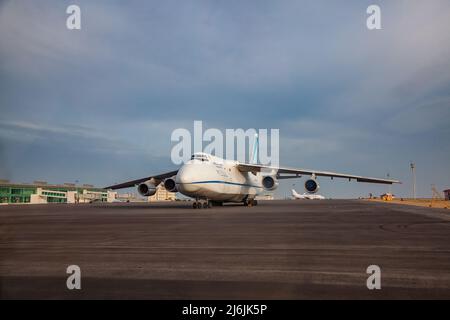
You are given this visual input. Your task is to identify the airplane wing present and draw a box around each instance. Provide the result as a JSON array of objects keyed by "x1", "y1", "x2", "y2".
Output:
[
  {"x1": 104, "y1": 170, "x2": 179, "y2": 190},
  {"x1": 237, "y1": 163, "x2": 400, "y2": 184}
]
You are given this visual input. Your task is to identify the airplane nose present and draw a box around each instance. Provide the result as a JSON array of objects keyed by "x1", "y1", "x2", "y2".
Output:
[
  {"x1": 176, "y1": 165, "x2": 199, "y2": 194},
  {"x1": 176, "y1": 165, "x2": 195, "y2": 184}
]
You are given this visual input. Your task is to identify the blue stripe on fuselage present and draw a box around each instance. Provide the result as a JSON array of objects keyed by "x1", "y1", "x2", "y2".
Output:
[{"x1": 177, "y1": 180, "x2": 263, "y2": 189}]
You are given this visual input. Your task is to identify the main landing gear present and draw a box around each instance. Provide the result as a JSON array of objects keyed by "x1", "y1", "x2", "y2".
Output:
[
  {"x1": 192, "y1": 200, "x2": 220, "y2": 209},
  {"x1": 191, "y1": 199, "x2": 256, "y2": 208}
]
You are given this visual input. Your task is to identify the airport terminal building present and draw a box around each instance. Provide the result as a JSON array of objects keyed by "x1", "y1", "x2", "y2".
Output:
[
  {"x1": 0, "y1": 180, "x2": 117, "y2": 204},
  {"x1": 148, "y1": 185, "x2": 176, "y2": 202}
]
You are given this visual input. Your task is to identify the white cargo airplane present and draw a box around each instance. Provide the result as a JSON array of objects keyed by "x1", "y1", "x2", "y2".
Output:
[
  {"x1": 292, "y1": 189, "x2": 325, "y2": 200},
  {"x1": 105, "y1": 137, "x2": 400, "y2": 208}
]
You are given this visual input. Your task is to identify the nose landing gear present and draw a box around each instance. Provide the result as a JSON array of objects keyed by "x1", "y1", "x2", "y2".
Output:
[{"x1": 244, "y1": 199, "x2": 258, "y2": 207}]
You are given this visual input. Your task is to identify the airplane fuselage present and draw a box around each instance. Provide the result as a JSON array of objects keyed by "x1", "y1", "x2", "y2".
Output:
[{"x1": 175, "y1": 154, "x2": 263, "y2": 202}]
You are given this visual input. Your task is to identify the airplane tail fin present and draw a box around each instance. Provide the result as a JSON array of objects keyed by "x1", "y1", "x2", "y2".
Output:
[{"x1": 250, "y1": 133, "x2": 259, "y2": 164}]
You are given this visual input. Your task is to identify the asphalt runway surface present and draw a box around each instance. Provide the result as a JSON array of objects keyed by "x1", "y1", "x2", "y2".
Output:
[{"x1": 1, "y1": 200, "x2": 450, "y2": 299}]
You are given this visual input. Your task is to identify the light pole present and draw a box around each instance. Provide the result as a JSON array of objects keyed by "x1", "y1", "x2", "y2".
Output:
[
  {"x1": 410, "y1": 162, "x2": 416, "y2": 199},
  {"x1": 387, "y1": 173, "x2": 392, "y2": 195}
]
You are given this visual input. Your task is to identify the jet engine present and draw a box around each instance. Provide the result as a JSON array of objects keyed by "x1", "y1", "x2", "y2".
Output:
[
  {"x1": 137, "y1": 180, "x2": 157, "y2": 196},
  {"x1": 304, "y1": 178, "x2": 319, "y2": 194},
  {"x1": 262, "y1": 176, "x2": 279, "y2": 191},
  {"x1": 164, "y1": 177, "x2": 178, "y2": 193}
]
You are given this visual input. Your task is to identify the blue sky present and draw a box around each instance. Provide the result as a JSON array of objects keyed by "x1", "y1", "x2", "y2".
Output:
[{"x1": 0, "y1": 0, "x2": 449, "y2": 198}]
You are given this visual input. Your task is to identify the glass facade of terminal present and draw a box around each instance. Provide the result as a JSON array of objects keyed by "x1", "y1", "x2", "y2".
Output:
[
  {"x1": 0, "y1": 184, "x2": 109, "y2": 204},
  {"x1": 0, "y1": 186, "x2": 36, "y2": 203}
]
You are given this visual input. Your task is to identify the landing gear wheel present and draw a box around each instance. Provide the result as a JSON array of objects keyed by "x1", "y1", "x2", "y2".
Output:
[
  {"x1": 203, "y1": 202, "x2": 208, "y2": 209},
  {"x1": 253, "y1": 200, "x2": 258, "y2": 206},
  {"x1": 193, "y1": 202, "x2": 197, "y2": 209}
]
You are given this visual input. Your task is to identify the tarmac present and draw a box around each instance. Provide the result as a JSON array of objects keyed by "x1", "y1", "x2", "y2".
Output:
[{"x1": 1, "y1": 200, "x2": 450, "y2": 299}]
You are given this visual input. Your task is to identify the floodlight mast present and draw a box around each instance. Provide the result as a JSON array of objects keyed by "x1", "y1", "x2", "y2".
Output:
[{"x1": 410, "y1": 162, "x2": 416, "y2": 200}]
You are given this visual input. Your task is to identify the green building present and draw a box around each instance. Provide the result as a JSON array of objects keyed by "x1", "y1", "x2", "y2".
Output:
[{"x1": 0, "y1": 180, "x2": 115, "y2": 204}]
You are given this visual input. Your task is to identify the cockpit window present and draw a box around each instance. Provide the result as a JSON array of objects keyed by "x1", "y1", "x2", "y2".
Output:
[{"x1": 191, "y1": 154, "x2": 209, "y2": 162}]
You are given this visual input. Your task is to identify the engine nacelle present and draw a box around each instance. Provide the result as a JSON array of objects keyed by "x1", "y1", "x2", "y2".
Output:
[
  {"x1": 304, "y1": 179, "x2": 319, "y2": 194},
  {"x1": 137, "y1": 180, "x2": 157, "y2": 196},
  {"x1": 262, "y1": 176, "x2": 279, "y2": 191},
  {"x1": 164, "y1": 177, "x2": 178, "y2": 193}
]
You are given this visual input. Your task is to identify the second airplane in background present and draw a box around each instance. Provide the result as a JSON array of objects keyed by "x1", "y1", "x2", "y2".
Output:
[{"x1": 292, "y1": 189, "x2": 325, "y2": 200}]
